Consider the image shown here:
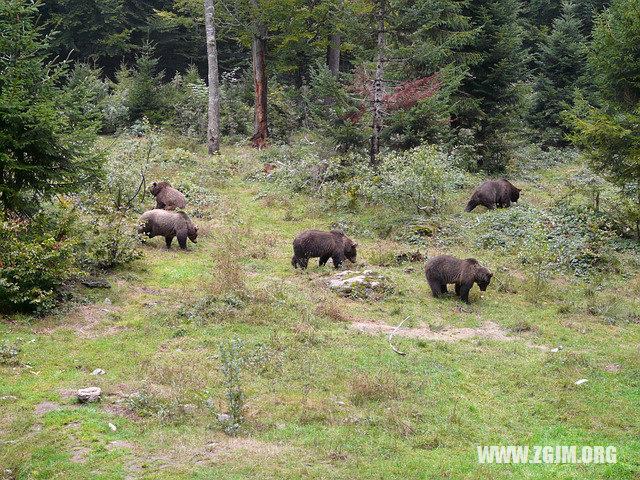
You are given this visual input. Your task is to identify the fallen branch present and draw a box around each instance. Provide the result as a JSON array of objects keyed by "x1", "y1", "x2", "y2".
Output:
[{"x1": 389, "y1": 316, "x2": 409, "y2": 356}]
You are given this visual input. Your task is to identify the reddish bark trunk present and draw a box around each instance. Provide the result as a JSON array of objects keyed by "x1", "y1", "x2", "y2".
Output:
[
  {"x1": 328, "y1": 34, "x2": 340, "y2": 77},
  {"x1": 250, "y1": 10, "x2": 268, "y2": 149}
]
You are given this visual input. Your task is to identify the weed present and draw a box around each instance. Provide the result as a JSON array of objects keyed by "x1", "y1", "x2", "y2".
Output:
[
  {"x1": 0, "y1": 340, "x2": 20, "y2": 365},
  {"x1": 212, "y1": 338, "x2": 245, "y2": 436},
  {"x1": 350, "y1": 372, "x2": 400, "y2": 406}
]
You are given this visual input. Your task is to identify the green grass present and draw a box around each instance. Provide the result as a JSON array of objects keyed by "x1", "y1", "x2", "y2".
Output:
[{"x1": 1, "y1": 141, "x2": 639, "y2": 479}]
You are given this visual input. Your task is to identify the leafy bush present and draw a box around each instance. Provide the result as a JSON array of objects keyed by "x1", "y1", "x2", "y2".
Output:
[
  {"x1": 167, "y1": 65, "x2": 208, "y2": 138},
  {"x1": 0, "y1": 216, "x2": 81, "y2": 313},
  {"x1": 473, "y1": 203, "x2": 616, "y2": 276},
  {"x1": 263, "y1": 143, "x2": 467, "y2": 215},
  {"x1": 0, "y1": 340, "x2": 21, "y2": 365},
  {"x1": 209, "y1": 339, "x2": 245, "y2": 435}
]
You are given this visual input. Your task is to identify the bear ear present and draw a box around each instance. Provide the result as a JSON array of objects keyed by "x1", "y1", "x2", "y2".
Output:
[
  {"x1": 517, "y1": 188, "x2": 522, "y2": 192},
  {"x1": 352, "y1": 242, "x2": 358, "y2": 248},
  {"x1": 488, "y1": 272, "x2": 493, "y2": 278}
]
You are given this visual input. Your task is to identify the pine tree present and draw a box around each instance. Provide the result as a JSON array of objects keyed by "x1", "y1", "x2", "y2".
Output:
[
  {"x1": 0, "y1": 0, "x2": 101, "y2": 212},
  {"x1": 459, "y1": 0, "x2": 530, "y2": 170},
  {"x1": 532, "y1": 1, "x2": 588, "y2": 146},
  {"x1": 126, "y1": 42, "x2": 166, "y2": 124},
  {"x1": 568, "y1": 0, "x2": 640, "y2": 237}
]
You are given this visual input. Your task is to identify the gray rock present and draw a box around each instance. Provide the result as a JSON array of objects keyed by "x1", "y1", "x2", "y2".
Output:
[
  {"x1": 77, "y1": 387, "x2": 102, "y2": 403},
  {"x1": 91, "y1": 368, "x2": 105, "y2": 375},
  {"x1": 103, "y1": 298, "x2": 112, "y2": 305},
  {"x1": 327, "y1": 270, "x2": 392, "y2": 298},
  {"x1": 81, "y1": 277, "x2": 111, "y2": 289}
]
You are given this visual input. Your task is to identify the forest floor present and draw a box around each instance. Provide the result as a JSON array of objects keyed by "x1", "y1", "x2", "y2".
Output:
[{"x1": 1, "y1": 140, "x2": 640, "y2": 480}]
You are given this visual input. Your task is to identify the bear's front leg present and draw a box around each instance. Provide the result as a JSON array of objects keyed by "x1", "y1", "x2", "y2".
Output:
[
  {"x1": 165, "y1": 236, "x2": 174, "y2": 249},
  {"x1": 459, "y1": 283, "x2": 472, "y2": 304},
  {"x1": 332, "y1": 254, "x2": 345, "y2": 269},
  {"x1": 319, "y1": 255, "x2": 331, "y2": 266},
  {"x1": 428, "y1": 279, "x2": 442, "y2": 298}
]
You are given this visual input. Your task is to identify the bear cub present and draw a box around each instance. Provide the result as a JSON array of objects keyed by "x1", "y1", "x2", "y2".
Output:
[
  {"x1": 424, "y1": 254, "x2": 492, "y2": 304},
  {"x1": 139, "y1": 209, "x2": 198, "y2": 250},
  {"x1": 149, "y1": 181, "x2": 187, "y2": 211},
  {"x1": 292, "y1": 229, "x2": 357, "y2": 269},
  {"x1": 465, "y1": 179, "x2": 521, "y2": 212}
]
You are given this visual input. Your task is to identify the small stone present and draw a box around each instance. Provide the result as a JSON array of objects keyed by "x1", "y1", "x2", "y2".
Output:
[
  {"x1": 550, "y1": 345, "x2": 564, "y2": 353},
  {"x1": 104, "y1": 298, "x2": 112, "y2": 305},
  {"x1": 77, "y1": 387, "x2": 102, "y2": 403},
  {"x1": 336, "y1": 401, "x2": 345, "y2": 406},
  {"x1": 91, "y1": 368, "x2": 105, "y2": 375},
  {"x1": 276, "y1": 423, "x2": 286, "y2": 430},
  {"x1": 108, "y1": 422, "x2": 117, "y2": 432},
  {"x1": 575, "y1": 378, "x2": 588, "y2": 385},
  {"x1": 1, "y1": 395, "x2": 17, "y2": 401}
]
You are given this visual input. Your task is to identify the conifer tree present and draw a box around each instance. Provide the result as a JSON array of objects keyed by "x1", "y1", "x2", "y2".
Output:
[
  {"x1": 459, "y1": 0, "x2": 530, "y2": 170},
  {"x1": 532, "y1": 1, "x2": 588, "y2": 146}
]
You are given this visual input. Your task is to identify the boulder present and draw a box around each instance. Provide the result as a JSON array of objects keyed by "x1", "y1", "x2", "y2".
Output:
[
  {"x1": 327, "y1": 270, "x2": 392, "y2": 298},
  {"x1": 77, "y1": 387, "x2": 102, "y2": 403}
]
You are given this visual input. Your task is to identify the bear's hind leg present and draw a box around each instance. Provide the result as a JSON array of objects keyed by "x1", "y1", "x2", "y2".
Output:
[
  {"x1": 319, "y1": 255, "x2": 331, "y2": 266},
  {"x1": 428, "y1": 279, "x2": 442, "y2": 298}
]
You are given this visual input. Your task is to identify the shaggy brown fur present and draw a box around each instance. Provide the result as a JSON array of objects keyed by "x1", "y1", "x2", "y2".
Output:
[
  {"x1": 424, "y1": 254, "x2": 492, "y2": 304},
  {"x1": 149, "y1": 181, "x2": 187, "y2": 210},
  {"x1": 465, "y1": 179, "x2": 521, "y2": 212},
  {"x1": 138, "y1": 209, "x2": 198, "y2": 249},
  {"x1": 291, "y1": 229, "x2": 358, "y2": 269}
]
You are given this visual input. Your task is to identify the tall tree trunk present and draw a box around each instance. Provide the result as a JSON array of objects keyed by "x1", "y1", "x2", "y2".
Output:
[
  {"x1": 204, "y1": 0, "x2": 220, "y2": 154},
  {"x1": 370, "y1": 0, "x2": 386, "y2": 166},
  {"x1": 328, "y1": 33, "x2": 340, "y2": 77},
  {"x1": 250, "y1": 0, "x2": 268, "y2": 149}
]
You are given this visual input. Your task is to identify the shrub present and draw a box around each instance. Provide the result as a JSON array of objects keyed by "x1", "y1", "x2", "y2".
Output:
[
  {"x1": 167, "y1": 65, "x2": 208, "y2": 138},
  {"x1": 0, "y1": 215, "x2": 81, "y2": 313},
  {"x1": 210, "y1": 339, "x2": 245, "y2": 435},
  {"x1": 0, "y1": 340, "x2": 21, "y2": 365}
]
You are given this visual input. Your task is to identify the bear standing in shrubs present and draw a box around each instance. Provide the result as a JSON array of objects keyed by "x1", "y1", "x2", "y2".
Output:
[
  {"x1": 149, "y1": 181, "x2": 187, "y2": 211},
  {"x1": 292, "y1": 229, "x2": 358, "y2": 269},
  {"x1": 465, "y1": 179, "x2": 521, "y2": 212},
  {"x1": 425, "y1": 254, "x2": 492, "y2": 304},
  {"x1": 138, "y1": 209, "x2": 198, "y2": 250}
]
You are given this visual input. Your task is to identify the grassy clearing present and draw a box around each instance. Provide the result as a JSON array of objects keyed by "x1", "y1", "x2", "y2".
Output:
[{"x1": 1, "y1": 140, "x2": 639, "y2": 480}]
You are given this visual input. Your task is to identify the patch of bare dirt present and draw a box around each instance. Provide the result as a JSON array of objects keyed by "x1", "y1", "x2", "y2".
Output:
[
  {"x1": 71, "y1": 446, "x2": 90, "y2": 463},
  {"x1": 60, "y1": 305, "x2": 126, "y2": 339},
  {"x1": 108, "y1": 440, "x2": 134, "y2": 452},
  {"x1": 126, "y1": 436, "x2": 288, "y2": 473},
  {"x1": 603, "y1": 363, "x2": 621, "y2": 373},
  {"x1": 34, "y1": 401, "x2": 60, "y2": 416},
  {"x1": 351, "y1": 319, "x2": 511, "y2": 342}
]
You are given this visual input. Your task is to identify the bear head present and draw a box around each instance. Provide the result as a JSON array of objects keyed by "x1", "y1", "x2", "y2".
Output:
[{"x1": 475, "y1": 267, "x2": 493, "y2": 291}]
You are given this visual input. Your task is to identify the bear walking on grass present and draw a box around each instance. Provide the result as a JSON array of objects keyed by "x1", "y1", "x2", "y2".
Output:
[
  {"x1": 465, "y1": 179, "x2": 521, "y2": 212},
  {"x1": 138, "y1": 209, "x2": 198, "y2": 250},
  {"x1": 292, "y1": 229, "x2": 358, "y2": 269},
  {"x1": 149, "y1": 181, "x2": 187, "y2": 211},
  {"x1": 424, "y1": 255, "x2": 492, "y2": 304}
]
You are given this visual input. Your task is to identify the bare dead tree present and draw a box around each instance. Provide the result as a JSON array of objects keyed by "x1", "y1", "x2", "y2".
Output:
[
  {"x1": 249, "y1": 0, "x2": 268, "y2": 149},
  {"x1": 204, "y1": 0, "x2": 221, "y2": 154},
  {"x1": 328, "y1": 33, "x2": 340, "y2": 77},
  {"x1": 370, "y1": 0, "x2": 386, "y2": 166}
]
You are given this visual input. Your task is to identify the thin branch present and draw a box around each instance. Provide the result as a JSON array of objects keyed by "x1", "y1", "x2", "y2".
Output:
[{"x1": 389, "y1": 316, "x2": 409, "y2": 356}]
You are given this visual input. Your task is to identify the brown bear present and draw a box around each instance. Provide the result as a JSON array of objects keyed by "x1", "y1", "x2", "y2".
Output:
[
  {"x1": 149, "y1": 181, "x2": 187, "y2": 210},
  {"x1": 465, "y1": 179, "x2": 521, "y2": 212},
  {"x1": 138, "y1": 209, "x2": 198, "y2": 250},
  {"x1": 424, "y1": 254, "x2": 492, "y2": 304},
  {"x1": 291, "y1": 229, "x2": 357, "y2": 269}
]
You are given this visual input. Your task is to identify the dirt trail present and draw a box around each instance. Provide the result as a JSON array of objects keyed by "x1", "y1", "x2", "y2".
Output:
[{"x1": 351, "y1": 319, "x2": 511, "y2": 341}]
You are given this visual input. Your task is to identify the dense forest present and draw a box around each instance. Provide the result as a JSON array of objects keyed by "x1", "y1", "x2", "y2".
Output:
[{"x1": 1, "y1": 0, "x2": 640, "y2": 478}]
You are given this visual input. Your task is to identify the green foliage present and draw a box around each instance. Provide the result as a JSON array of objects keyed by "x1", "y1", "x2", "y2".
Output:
[
  {"x1": 568, "y1": 0, "x2": 640, "y2": 235},
  {"x1": 0, "y1": 215, "x2": 81, "y2": 313},
  {"x1": 531, "y1": 1, "x2": 588, "y2": 146},
  {"x1": 474, "y1": 203, "x2": 616, "y2": 276},
  {"x1": 213, "y1": 339, "x2": 245, "y2": 436},
  {"x1": 458, "y1": 0, "x2": 531, "y2": 171},
  {"x1": 0, "y1": 0, "x2": 101, "y2": 212},
  {"x1": 0, "y1": 340, "x2": 21, "y2": 365},
  {"x1": 126, "y1": 42, "x2": 167, "y2": 124},
  {"x1": 166, "y1": 65, "x2": 208, "y2": 138}
]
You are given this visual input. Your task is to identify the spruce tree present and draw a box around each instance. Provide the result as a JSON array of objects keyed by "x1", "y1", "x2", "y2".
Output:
[
  {"x1": 532, "y1": 1, "x2": 588, "y2": 146},
  {"x1": 0, "y1": 0, "x2": 100, "y2": 212},
  {"x1": 459, "y1": 0, "x2": 530, "y2": 171},
  {"x1": 126, "y1": 42, "x2": 166, "y2": 124}
]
